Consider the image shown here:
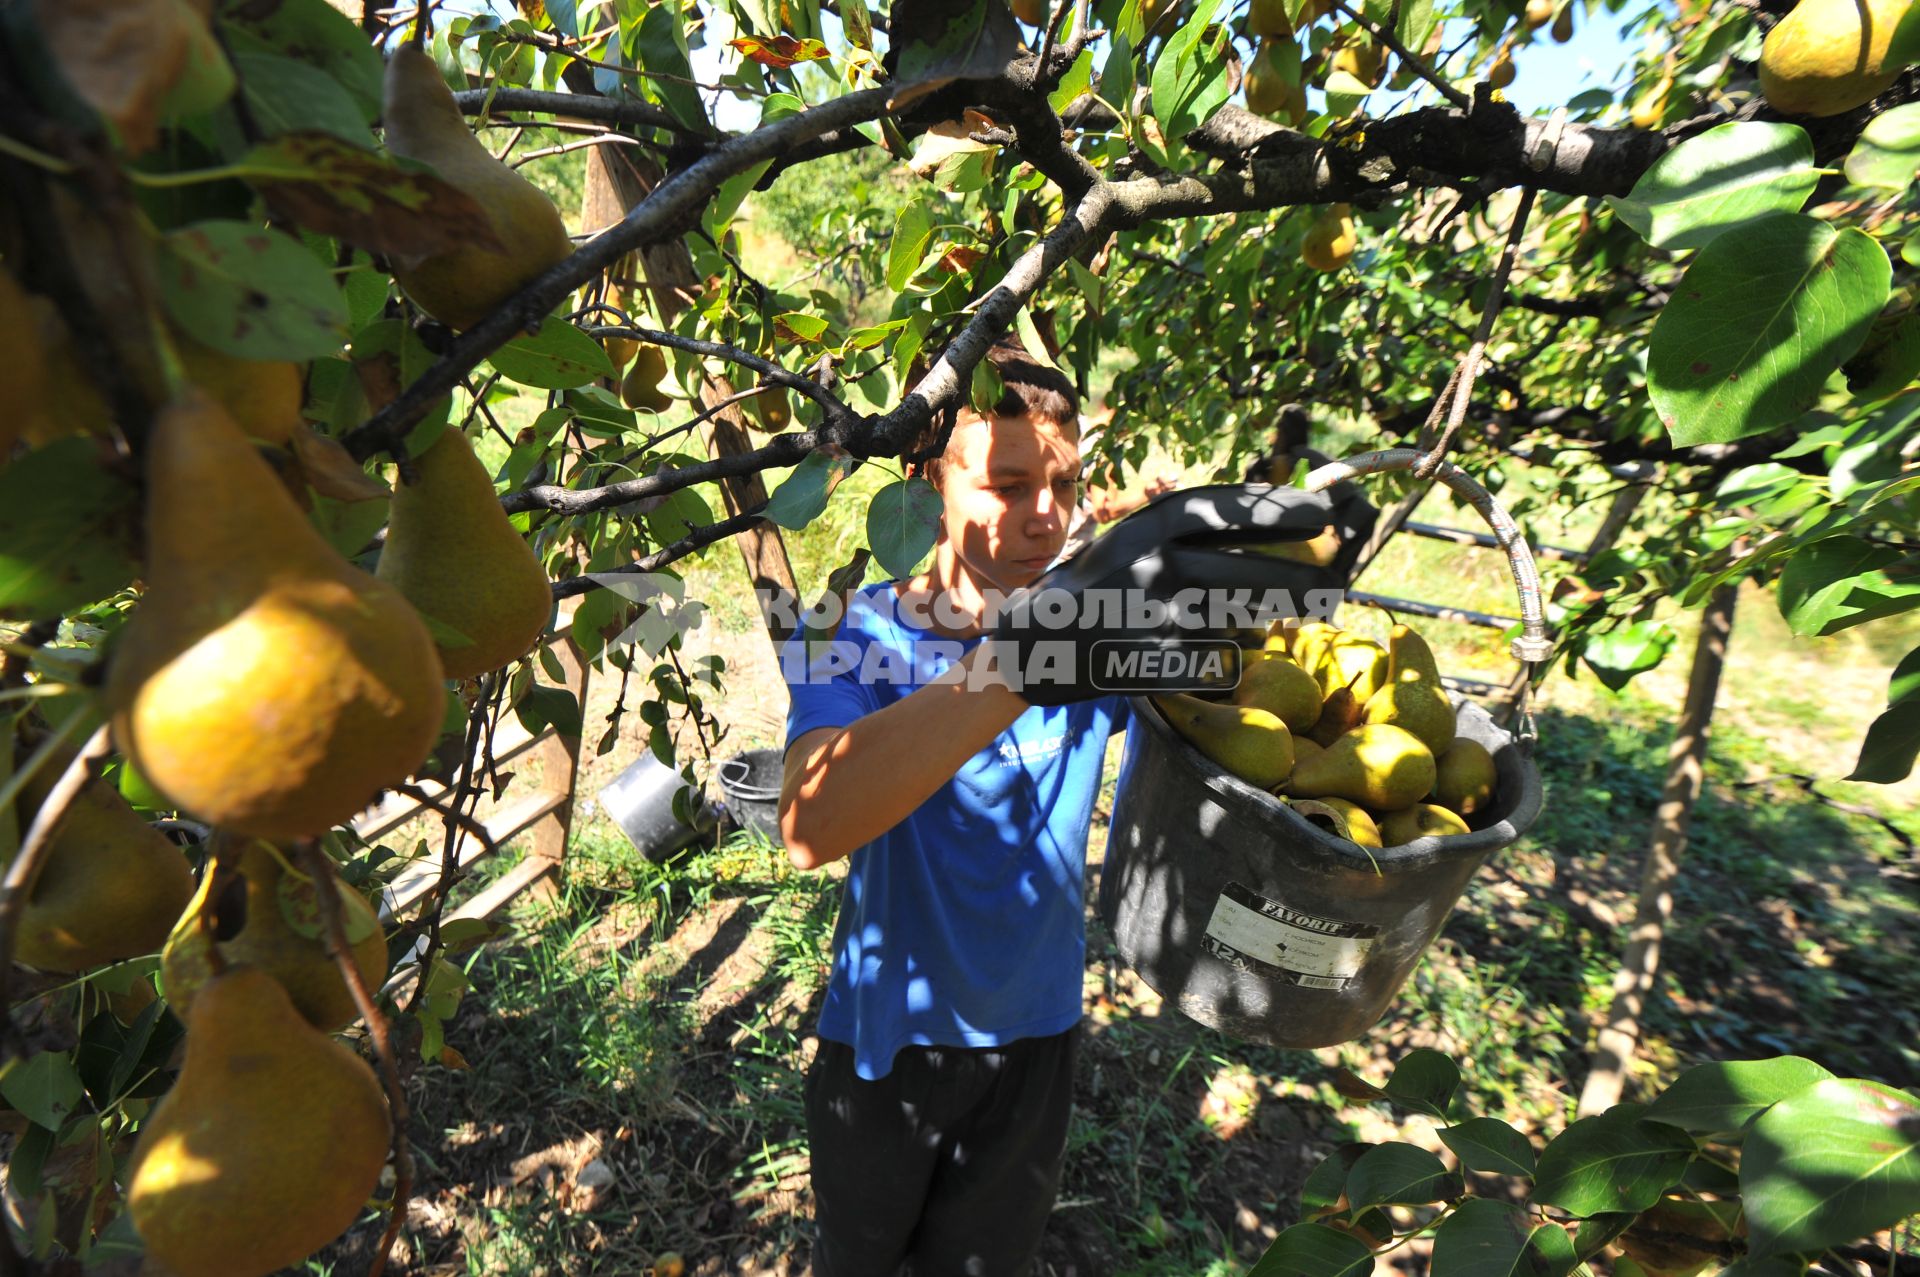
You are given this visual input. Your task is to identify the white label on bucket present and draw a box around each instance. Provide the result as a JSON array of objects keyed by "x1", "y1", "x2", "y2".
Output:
[{"x1": 1200, "y1": 882, "x2": 1379, "y2": 990}]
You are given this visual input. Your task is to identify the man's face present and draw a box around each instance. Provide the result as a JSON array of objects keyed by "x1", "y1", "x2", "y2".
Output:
[{"x1": 936, "y1": 410, "x2": 1080, "y2": 592}]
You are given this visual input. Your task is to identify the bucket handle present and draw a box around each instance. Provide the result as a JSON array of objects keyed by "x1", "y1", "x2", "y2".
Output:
[{"x1": 1301, "y1": 449, "x2": 1553, "y2": 670}]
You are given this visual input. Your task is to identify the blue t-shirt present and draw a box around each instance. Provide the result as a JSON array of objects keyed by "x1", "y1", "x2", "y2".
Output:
[{"x1": 782, "y1": 581, "x2": 1128, "y2": 1080}]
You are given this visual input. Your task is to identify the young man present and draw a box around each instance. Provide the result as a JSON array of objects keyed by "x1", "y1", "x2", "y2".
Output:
[
  {"x1": 780, "y1": 344, "x2": 1115, "y2": 1277},
  {"x1": 779, "y1": 343, "x2": 1339, "y2": 1276}
]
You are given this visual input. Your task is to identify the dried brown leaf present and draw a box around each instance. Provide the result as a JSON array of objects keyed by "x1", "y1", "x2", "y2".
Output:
[
  {"x1": 35, "y1": 0, "x2": 204, "y2": 155},
  {"x1": 248, "y1": 133, "x2": 505, "y2": 262}
]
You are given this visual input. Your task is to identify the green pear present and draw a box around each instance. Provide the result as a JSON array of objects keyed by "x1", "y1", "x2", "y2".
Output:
[
  {"x1": 1363, "y1": 680, "x2": 1455, "y2": 756},
  {"x1": 1288, "y1": 797, "x2": 1381, "y2": 848},
  {"x1": 382, "y1": 43, "x2": 574, "y2": 330},
  {"x1": 620, "y1": 345, "x2": 673, "y2": 412},
  {"x1": 162, "y1": 838, "x2": 388, "y2": 1033},
  {"x1": 1289, "y1": 735, "x2": 1323, "y2": 773},
  {"x1": 1386, "y1": 622, "x2": 1441, "y2": 684},
  {"x1": 1233, "y1": 651, "x2": 1322, "y2": 733},
  {"x1": 127, "y1": 966, "x2": 391, "y2": 1277},
  {"x1": 378, "y1": 426, "x2": 552, "y2": 680},
  {"x1": 1291, "y1": 620, "x2": 1340, "y2": 672},
  {"x1": 1434, "y1": 739, "x2": 1498, "y2": 816},
  {"x1": 1153, "y1": 694, "x2": 1294, "y2": 789},
  {"x1": 9, "y1": 760, "x2": 194, "y2": 973},
  {"x1": 1378, "y1": 802, "x2": 1471, "y2": 847},
  {"x1": 1289, "y1": 724, "x2": 1435, "y2": 810}
]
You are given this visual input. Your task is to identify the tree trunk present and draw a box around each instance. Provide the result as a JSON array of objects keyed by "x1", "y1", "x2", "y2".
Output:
[
  {"x1": 580, "y1": 145, "x2": 800, "y2": 651},
  {"x1": 1576, "y1": 583, "x2": 1738, "y2": 1117}
]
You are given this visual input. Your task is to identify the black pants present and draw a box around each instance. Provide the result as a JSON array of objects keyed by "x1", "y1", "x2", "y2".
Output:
[{"x1": 804, "y1": 1026, "x2": 1080, "y2": 1277}]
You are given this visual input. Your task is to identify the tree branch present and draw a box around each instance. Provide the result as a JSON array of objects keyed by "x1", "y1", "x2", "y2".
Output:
[
  {"x1": 552, "y1": 506, "x2": 772, "y2": 598},
  {"x1": 344, "y1": 86, "x2": 894, "y2": 461},
  {"x1": 452, "y1": 88, "x2": 701, "y2": 136}
]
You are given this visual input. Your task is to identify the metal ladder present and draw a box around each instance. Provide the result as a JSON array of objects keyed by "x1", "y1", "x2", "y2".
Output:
[{"x1": 1334, "y1": 451, "x2": 1655, "y2": 722}]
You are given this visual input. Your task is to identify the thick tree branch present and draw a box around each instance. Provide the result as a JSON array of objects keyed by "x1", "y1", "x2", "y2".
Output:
[
  {"x1": 452, "y1": 88, "x2": 700, "y2": 136},
  {"x1": 344, "y1": 86, "x2": 894, "y2": 461}
]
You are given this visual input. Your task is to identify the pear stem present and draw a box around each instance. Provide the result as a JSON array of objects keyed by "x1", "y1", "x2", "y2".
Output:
[{"x1": 296, "y1": 840, "x2": 414, "y2": 1277}]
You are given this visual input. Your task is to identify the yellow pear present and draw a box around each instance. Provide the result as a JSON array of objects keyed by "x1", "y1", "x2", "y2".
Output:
[
  {"x1": 1434, "y1": 738, "x2": 1498, "y2": 816},
  {"x1": 1291, "y1": 620, "x2": 1340, "y2": 672},
  {"x1": 1012, "y1": 0, "x2": 1046, "y2": 23},
  {"x1": 1363, "y1": 680, "x2": 1456, "y2": 755},
  {"x1": 1386, "y1": 622, "x2": 1442, "y2": 684},
  {"x1": 1289, "y1": 723, "x2": 1436, "y2": 810},
  {"x1": 1301, "y1": 207, "x2": 1356, "y2": 272},
  {"x1": 105, "y1": 392, "x2": 446, "y2": 840},
  {"x1": 1233, "y1": 650, "x2": 1323, "y2": 733},
  {"x1": 0, "y1": 271, "x2": 50, "y2": 457},
  {"x1": 162, "y1": 838, "x2": 388, "y2": 1033},
  {"x1": 1488, "y1": 47, "x2": 1516, "y2": 89},
  {"x1": 749, "y1": 388, "x2": 794, "y2": 432},
  {"x1": 1525, "y1": 0, "x2": 1554, "y2": 29},
  {"x1": 1378, "y1": 802, "x2": 1471, "y2": 846},
  {"x1": 1245, "y1": 41, "x2": 1291, "y2": 116},
  {"x1": 378, "y1": 427, "x2": 551, "y2": 680},
  {"x1": 1630, "y1": 73, "x2": 1672, "y2": 128},
  {"x1": 175, "y1": 337, "x2": 303, "y2": 446},
  {"x1": 382, "y1": 42, "x2": 574, "y2": 330},
  {"x1": 620, "y1": 344, "x2": 673, "y2": 412},
  {"x1": 8, "y1": 288, "x2": 114, "y2": 447},
  {"x1": 1315, "y1": 634, "x2": 1388, "y2": 703},
  {"x1": 1153, "y1": 694, "x2": 1294, "y2": 789},
  {"x1": 1760, "y1": 0, "x2": 1907, "y2": 116},
  {"x1": 127, "y1": 966, "x2": 390, "y2": 1277},
  {"x1": 1289, "y1": 796, "x2": 1381, "y2": 847},
  {"x1": 1331, "y1": 42, "x2": 1385, "y2": 87},
  {"x1": 1249, "y1": 0, "x2": 1292, "y2": 37},
  {"x1": 8, "y1": 760, "x2": 193, "y2": 973}
]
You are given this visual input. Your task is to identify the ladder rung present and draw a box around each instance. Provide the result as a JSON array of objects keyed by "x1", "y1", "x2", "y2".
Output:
[
  {"x1": 1401, "y1": 521, "x2": 1586, "y2": 564},
  {"x1": 1345, "y1": 591, "x2": 1521, "y2": 631},
  {"x1": 377, "y1": 788, "x2": 567, "y2": 920},
  {"x1": 351, "y1": 721, "x2": 550, "y2": 841}
]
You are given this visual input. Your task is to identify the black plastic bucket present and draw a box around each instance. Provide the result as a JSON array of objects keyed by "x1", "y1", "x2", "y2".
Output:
[
  {"x1": 1099, "y1": 696, "x2": 1543, "y2": 1048},
  {"x1": 718, "y1": 749, "x2": 784, "y2": 843}
]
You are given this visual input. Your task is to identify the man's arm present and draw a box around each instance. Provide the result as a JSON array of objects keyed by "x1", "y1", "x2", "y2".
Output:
[{"x1": 779, "y1": 641, "x2": 1027, "y2": 871}]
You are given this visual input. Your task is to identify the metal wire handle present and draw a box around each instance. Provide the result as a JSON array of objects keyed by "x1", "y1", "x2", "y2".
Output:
[{"x1": 1302, "y1": 449, "x2": 1553, "y2": 669}]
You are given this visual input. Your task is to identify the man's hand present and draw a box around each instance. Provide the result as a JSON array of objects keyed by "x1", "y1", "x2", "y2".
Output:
[{"x1": 991, "y1": 484, "x2": 1342, "y2": 706}]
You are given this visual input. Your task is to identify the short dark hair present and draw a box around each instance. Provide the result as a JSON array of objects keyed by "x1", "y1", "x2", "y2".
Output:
[{"x1": 912, "y1": 339, "x2": 1080, "y2": 488}]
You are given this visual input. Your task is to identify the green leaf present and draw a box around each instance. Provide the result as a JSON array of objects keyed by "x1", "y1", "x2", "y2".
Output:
[
  {"x1": 1385, "y1": 1048, "x2": 1461, "y2": 1117},
  {"x1": 516, "y1": 683, "x2": 582, "y2": 738},
  {"x1": 231, "y1": 51, "x2": 377, "y2": 145},
  {"x1": 888, "y1": 200, "x2": 937, "y2": 292},
  {"x1": 1346, "y1": 1143, "x2": 1463, "y2": 1208},
  {"x1": 1888, "y1": 0, "x2": 1920, "y2": 68},
  {"x1": 1300, "y1": 1143, "x2": 1371, "y2": 1217},
  {"x1": 488, "y1": 320, "x2": 615, "y2": 389},
  {"x1": 1851, "y1": 702, "x2": 1920, "y2": 781},
  {"x1": 1581, "y1": 620, "x2": 1676, "y2": 692},
  {"x1": 1742, "y1": 1077, "x2": 1920, "y2": 1259},
  {"x1": 1439, "y1": 1117, "x2": 1538, "y2": 1178},
  {"x1": 1532, "y1": 1106, "x2": 1696, "y2": 1217},
  {"x1": 1844, "y1": 102, "x2": 1920, "y2": 188},
  {"x1": 158, "y1": 220, "x2": 350, "y2": 360},
  {"x1": 1605, "y1": 123, "x2": 1819, "y2": 252},
  {"x1": 1048, "y1": 48, "x2": 1096, "y2": 113},
  {"x1": 865, "y1": 478, "x2": 943, "y2": 580},
  {"x1": 890, "y1": 0, "x2": 1021, "y2": 107},
  {"x1": 634, "y1": 3, "x2": 707, "y2": 131},
  {"x1": 222, "y1": 0, "x2": 384, "y2": 121},
  {"x1": 776, "y1": 311, "x2": 832, "y2": 343},
  {"x1": 1777, "y1": 536, "x2": 1920, "y2": 636},
  {"x1": 1571, "y1": 1213, "x2": 1636, "y2": 1261},
  {"x1": 1649, "y1": 216, "x2": 1891, "y2": 447},
  {"x1": 0, "y1": 1053, "x2": 84, "y2": 1131},
  {"x1": 0, "y1": 439, "x2": 139, "y2": 621},
  {"x1": 764, "y1": 450, "x2": 854, "y2": 530},
  {"x1": 646, "y1": 485, "x2": 714, "y2": 546},
  {"x1": 1246, "y1": 1222, "x2": 1375, "y2": 1277},
  {"x1": 1429, "y1": 1197, "x2": 1579, "y2": 1277},
  {"x1": 1149, "y1": 5, "x2": 1233, "y2": 156},
  {"x1": 1642, "y1": 1057, "x2": 1837, "y2": 1136}
]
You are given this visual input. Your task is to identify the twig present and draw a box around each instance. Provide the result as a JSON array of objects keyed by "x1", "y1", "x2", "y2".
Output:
[
  {"x1": 452, "y1": 87, "x2": 702, "y2": 136},
  {"x1": 1329, "y1": 0, "x2": 1471, "y2": 110},
  {"x1": 295, "y1": 841, "x2": 413, "y2": 1277},
  {"x1": 401, "y1": 674, "x2": 496, "y2": 1020},
  {"x1": 509, "y1": 132, "x2": 649, "y2": 166},
  {"x1": 0, "y1": 620, "x2": 59, "y2": 691},
  {"x1": 585, "y1": 325, "x2": 836, "y2": 411},
  {"x1": 552, "y1": 507, "x2": 771, "y2": 599}
]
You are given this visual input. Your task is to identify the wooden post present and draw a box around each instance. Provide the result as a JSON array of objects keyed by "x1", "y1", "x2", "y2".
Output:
[
  {"x1": 581, "y1": 146, "x2": 800, "y2": 649},
  {"x1": 529, "y1": 633, "x2": 588, "y2": 870},
  {"x1": 1576, "y1": 583, "x2": 1738, "y2": 1117}
]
